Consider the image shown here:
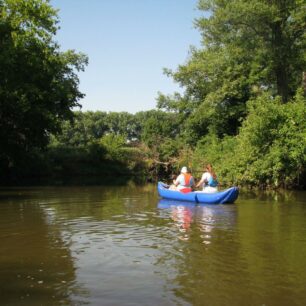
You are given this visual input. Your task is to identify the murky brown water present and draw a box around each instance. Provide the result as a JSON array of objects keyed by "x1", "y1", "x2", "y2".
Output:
[{"x1": 0, "y1": 183, "x2": 306, "y2": 305}]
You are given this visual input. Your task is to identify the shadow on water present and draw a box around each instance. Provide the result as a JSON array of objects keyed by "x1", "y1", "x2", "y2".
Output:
[
  {"x1": 157, "y1": 191, "x2": 306, "y2": 306},
  {"x1": 238, "y1": 187, "x2": 306, "y2": 203},
  {"x1": 0, "y1": 173, "x2": 147, "y2": 188},
  {"x1": 0, "y1": 198, "x2": 89, "y2": 305},
  {"x1": 1, "y1": 185, "x2": 306, "y2": 305},
  {"x1": 0, "y1": 177, "x2": 147, "y2": 202}
]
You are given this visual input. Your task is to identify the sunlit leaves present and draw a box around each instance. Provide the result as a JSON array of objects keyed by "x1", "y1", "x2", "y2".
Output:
[{"x1": 0, "y1": 0, "x2": 88, "y2": 174}]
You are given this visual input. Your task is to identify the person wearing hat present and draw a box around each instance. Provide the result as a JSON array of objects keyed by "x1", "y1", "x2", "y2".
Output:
[{"x1": 170, "y1": 166, "x2": 195, "y2": 192}]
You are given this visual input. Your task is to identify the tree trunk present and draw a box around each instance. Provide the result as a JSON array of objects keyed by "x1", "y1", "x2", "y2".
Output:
[{"x1": 271, "y1": 20, "x2": 289, "y2": 103}]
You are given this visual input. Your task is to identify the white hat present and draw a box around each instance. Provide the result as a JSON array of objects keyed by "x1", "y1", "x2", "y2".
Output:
[{"x1": 181, "y1": 166, "x2": 188, "y2": 173}]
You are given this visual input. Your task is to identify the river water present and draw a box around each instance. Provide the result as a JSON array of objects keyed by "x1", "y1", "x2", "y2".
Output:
[{"x1": 0, "y1": 183, "x2": 305, "y2": 305}]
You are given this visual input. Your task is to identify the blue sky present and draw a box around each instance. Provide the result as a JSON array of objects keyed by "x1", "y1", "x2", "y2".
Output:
[{"x1": 51, "y1": 0, "x2": 203, "y2": 113}]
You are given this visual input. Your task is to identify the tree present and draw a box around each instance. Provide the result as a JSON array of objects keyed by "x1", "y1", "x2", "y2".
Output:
[
  {"x1": 0, "y1": 0, "x2": 88, "y2": 175},
  {"x1": 140, "y1": 110, "x2": 180, "y2": 147},
  {"x1": 52, "y1": 111, "x2": 110, "y2": 147},
  {"x1": 196, "y1": 0, "x2": 305, "y2": 102},
  {"x1": 104, "y1": 112, "x2": 139, "y2": 141},
  {"x1": 159, "y1": 0, "x2": 305, "y2": 141}
]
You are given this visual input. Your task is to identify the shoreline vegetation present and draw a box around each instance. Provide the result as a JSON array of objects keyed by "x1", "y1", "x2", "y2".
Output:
[{"x1": 0, "y1": 0, "x2": 305, "y2": 190}]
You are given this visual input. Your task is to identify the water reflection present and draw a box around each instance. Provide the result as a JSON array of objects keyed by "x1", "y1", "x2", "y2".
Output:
[
  {"x1": 157, "y1": 199, "x2": 242, "y2": 305},
  {"x1": 158, "y1": 199, "x2": 195, "y2": 228},
  {"x1": 0, "y1": 198, "x2": 88, "y2": 305},
  {"x1": 195, "y1": 206, "x2": 215, "y2": 245},
  {"x1": 1, "y1": 186, "x2": 306, "y2": 306},
  {"x1": 158, "y1": 199, "x2": 238, "y2": 247}
]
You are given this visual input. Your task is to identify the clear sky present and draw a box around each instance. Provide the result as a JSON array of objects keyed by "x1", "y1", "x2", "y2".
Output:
[{"x1": 51, "y1": 0, "x2": 203, "y2": 113}]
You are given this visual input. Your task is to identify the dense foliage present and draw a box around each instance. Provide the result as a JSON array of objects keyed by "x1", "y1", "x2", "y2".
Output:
[
  {"x1": 192, "y1": 90, "x2": 306, "y2": 188},
  {"x1": 0, "y1": 0, "x2": 87, "y2": 181},
  {"x1": 0, "y1": 0, "x2": 305, "y2": 188},
  {"x1": 154, "y1": 0, "x2": 306, "y2": 188}
]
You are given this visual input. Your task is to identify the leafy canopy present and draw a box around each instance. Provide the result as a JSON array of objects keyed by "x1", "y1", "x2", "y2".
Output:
[{"x1": 0, "y1": 0, "x2": 88, "y2": 170}]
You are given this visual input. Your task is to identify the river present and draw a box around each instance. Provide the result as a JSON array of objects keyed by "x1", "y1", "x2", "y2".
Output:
[{"x1": 0, "y1": 183, "x2": 305, "y2": 305}]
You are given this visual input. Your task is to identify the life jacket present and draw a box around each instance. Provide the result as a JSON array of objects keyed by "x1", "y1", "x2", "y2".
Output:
[
  {"x1": 179, "y1": 173, "x2": 193, "y2": 193},
  {"x1": 182, "y1": 173, "x2": 192, "y2": 186},
  {"x1": 208, "y1": 176, "x2": 218, "y2": 187}
]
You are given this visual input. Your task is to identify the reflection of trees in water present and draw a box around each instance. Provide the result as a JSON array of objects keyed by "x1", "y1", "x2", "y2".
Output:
[
  {"x1": 235, "y1": 201, "x2": 306, "y2": 306},
  {"x1": 239, "y1": 188, "x2": 304, "y2": 203},
  {"x1": 163, "y1": 198, "x2": 306, "y2": 305},
  {"x1": 0, "y1": 196, "x2": 88, "y2": 305},
  {"x1": 159, "y1": 203, "x2": 257, "y2": 305},
  {"x1": 0, "y1": 184, "x2": 159, "y2": 305},
  {"x1": 35, "y1": 183, "x2": 157, "y2": 221}
]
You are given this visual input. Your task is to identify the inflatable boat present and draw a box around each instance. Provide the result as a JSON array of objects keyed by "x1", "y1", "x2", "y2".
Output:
[{"x1": 157, "y1": 182, "x2": 239, "y2": 204}]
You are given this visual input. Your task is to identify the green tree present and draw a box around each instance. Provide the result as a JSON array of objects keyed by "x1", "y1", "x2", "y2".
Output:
[
  {"x1": 52, "y1": 111, "x2": 109, "y2": 147},
  {"x1": 192, "y1": 91, "x2": 306, "y2": 188},
  {"x1": 196, "y1": 0, "x2": 305, "y2": 102},
  {"x1": 159, "y1": 0, "x2": 305, "y2": 141},
  {"x1": 140, "y1": 110, "x2": 180, "y2": 146},
  {"x1": 0, "y1": 0, "x2": 88, "y2": 177},
  {"x1": 104, "y1": 112, "x2": 140, "y2": 141},
  {"x1": 51, "y1": 111, "x2": 144, "y2": 148},
  {"x1": 98, "y1": 133, "x2": 126, "y2": 161},
  {"x1": 233, "y1": 90, "x2": 306, "y2": 187}
]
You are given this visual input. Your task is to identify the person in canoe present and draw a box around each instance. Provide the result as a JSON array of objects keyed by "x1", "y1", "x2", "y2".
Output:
[
  {"x1": 196, "y1": 164, "x2": 219, "y2": 193},
  {"x1": 169, "y1": 166, "x2": 195, "y2": 193}
]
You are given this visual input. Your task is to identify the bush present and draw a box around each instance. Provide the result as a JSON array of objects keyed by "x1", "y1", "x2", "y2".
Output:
[{"x1": 191, "y1": 90, "x2": 306, "y2": 188}]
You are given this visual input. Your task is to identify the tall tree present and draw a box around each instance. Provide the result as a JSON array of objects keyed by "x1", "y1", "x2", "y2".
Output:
[
  {"x1": 158, "y1": 0, "x2": 305, "y2": 140},
  {"x1": 0, "y1": 0, "x2": 88, "y2": 173},
  {"x1": 196, "y1": 0, "x2": 305, "y2": 102}
]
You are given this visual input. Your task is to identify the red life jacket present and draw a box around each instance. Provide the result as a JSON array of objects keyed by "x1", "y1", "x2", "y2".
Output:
[
  {"x1": 183, "y1": 173, "x2": 191, "y2": 186},
  {"x1": 180, "y1": 173, "x2": 192, "y2": 193}
]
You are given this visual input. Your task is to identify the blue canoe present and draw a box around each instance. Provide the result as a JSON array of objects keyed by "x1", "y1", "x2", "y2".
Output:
[{"x1": 157, "y1": 182, "x2": 239, "y2": 204}]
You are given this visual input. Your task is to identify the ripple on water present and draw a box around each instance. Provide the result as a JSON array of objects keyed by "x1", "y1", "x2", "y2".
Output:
[{"x1": 1, "y1": 187, "x2": 306, "y2": 306}]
